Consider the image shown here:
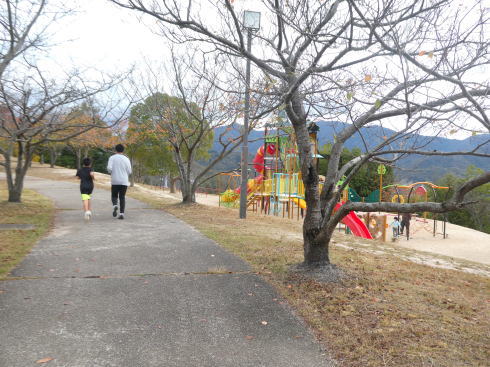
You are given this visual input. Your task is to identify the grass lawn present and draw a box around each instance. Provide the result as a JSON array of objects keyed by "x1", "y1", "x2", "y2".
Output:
[{"x1": 0, "y1": 185, "x2": 55, "y2": 280}]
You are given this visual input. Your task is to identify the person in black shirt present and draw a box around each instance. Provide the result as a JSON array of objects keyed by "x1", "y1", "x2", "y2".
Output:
[
  {"x1": 76, "y1": 157, "x2": 95, "y2": 221},
  {"x1": 400, "y1": 213, "x2": 412, "y2": 240}
]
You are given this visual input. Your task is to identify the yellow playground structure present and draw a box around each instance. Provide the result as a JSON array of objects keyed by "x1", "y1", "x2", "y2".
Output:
[
  {"x1": 217, "y1": 123, "x2": 451, "y2": 242},
  {"x1": 218, "y1": 124, "x2": 318, "y2": 220}
]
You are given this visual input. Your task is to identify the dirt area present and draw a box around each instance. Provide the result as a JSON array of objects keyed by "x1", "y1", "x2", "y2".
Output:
[
  {"x1": 188, "y1": 187, "x2": 490, "y2": 271},
  {"x1": 385, "y1": 213, "x2": 490, "y2": 265},
  {"x1": 22, "y1": 163, "x2": 490, "y2": 276}
]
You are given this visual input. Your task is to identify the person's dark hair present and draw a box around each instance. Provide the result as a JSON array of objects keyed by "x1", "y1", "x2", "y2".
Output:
[
  {"x1": 394, "y1": 217, "x2": 399, "y2": 221},
  {"x1": 115, "y1": 144, "x2": 124, "y2": 153},
  {"x1": 82, "y1": 157, "x2": 91, "y2": 167}
]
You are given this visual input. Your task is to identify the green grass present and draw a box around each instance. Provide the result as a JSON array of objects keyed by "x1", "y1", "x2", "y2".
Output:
[{"x1": 0, "y1": 186, "x2": 55, "y2": 279}]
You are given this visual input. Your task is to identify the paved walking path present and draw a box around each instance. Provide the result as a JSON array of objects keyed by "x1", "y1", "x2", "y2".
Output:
[{"x1": 0, "y1": 176, "x2": 332, "y2": 367}]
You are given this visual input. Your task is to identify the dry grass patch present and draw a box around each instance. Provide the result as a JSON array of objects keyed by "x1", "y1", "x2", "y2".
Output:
[
  {"x1": 0, "y1": 185, "x2": 54, "y2": 280},
  {"x1": 129, "y1": 189, "x2": 490, "y2": 367},
  {"x1": 284, "y1": 251, "x2": 489, "y2": 366}
]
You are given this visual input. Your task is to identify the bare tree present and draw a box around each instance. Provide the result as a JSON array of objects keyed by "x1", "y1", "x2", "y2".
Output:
[
  {"x1": 0, "y1": 0, "x2": 55, "y2": 79},
  {"x1": 0, "y1": 0, "x2": 130, "y2": 202},
  {"x1": 0, "y1": 69, "x2": 125, "y2": 202},
  {"x1": 111, "y1": 0, "x2": 490, "y2": 268},
  {"x1": 130, "y1": 49, "x2": 257, "y2": 203}
]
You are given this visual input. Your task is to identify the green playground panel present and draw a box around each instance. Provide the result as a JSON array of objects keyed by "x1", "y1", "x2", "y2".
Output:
[{"x1": 348, "y1": 187, "x2": 362, "y2": 202}]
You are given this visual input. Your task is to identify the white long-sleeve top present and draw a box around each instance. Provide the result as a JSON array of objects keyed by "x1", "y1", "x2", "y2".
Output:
[{"x1": 107, "y1": 154, "x2": 132, "y2": 186}]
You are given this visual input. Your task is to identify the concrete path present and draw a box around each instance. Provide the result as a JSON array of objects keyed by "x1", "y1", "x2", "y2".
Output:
[{"x1": 0, "y1": 176, "x2": 333, "y2": 367}]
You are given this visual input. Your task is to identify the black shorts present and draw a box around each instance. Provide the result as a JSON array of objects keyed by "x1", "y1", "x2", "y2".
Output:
[{"x1": 80, "y1": 184, "x2": 94, "y2": 195}]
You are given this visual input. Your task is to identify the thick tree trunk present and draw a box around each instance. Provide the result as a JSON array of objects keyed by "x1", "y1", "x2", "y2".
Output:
[
  {"x1": 8, "y1": 185, "x2": 23, "y2": 202},
  {"x1": 181, "y1": 177, "x2": 196, "y2": 204},
  {"x1": 182, "y1": 189, "x2": 195, "y2": 203},
  {"x1": 302, "y1": 213, "x2": 330, "y2": 265},
  {"x1": 287, "y1": 89, "x2": 329, "y2": 266},
  {"x1": 303, "y1": 231, "x2": 330, "y2": 267}
]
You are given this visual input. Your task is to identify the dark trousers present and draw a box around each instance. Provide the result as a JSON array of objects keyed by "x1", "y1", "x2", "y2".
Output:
[
  {"x1": 111, "y1": 185, "x2": 128, "y2": 213},
  {"x1": 400, "y1": 221, "x2": 410, "y2": 239}
]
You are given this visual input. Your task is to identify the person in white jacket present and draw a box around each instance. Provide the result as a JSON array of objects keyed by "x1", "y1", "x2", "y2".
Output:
[{"x1": 107, "y1": 144, "x2": 132, "y2": 219}]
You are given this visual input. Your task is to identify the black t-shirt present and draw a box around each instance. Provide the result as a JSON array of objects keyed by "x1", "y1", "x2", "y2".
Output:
[{"x1": 76, "y1": 167, "x2": 94, "y2": 194}]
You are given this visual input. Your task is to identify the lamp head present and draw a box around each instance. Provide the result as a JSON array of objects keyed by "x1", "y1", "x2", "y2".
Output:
[{"x1": 243, "y1": 10, "x2": 261, "y2": 31}]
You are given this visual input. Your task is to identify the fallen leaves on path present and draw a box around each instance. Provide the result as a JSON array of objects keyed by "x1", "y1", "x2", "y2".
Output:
[{"x1": 36, "y1": 357, "x2": 54, "y2": 364}]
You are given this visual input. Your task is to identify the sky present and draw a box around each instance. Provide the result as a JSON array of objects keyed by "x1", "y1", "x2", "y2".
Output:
[
  {"x1": 43, "y1": 0, "x2": 488, "y2": 140},
  {"x1": 47, "y1": 0, "x2": 166, "y2": 75}
]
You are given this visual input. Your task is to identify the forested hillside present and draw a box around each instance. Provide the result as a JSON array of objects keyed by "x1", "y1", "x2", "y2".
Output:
[{"x1": 210, "y1": 122, "x2": 489, "y2": 183}]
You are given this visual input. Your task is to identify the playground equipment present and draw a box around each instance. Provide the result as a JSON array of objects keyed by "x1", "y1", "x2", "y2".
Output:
[
  {"x1": 217, "y1": 123, "x2": 451, "y2": 242},
  {"x1": 335, "y1": 202, "x2": 373, "y2": 239},
  {"x1": 348, "y1": 182, "x2": 450, "y2": 239},
  {"x1": 217, "y1": 117, "x2": 452, "y2": 242},
  {"x1": 218, "y1": 123, "x2": 374, "y2": 240},
  {"x1": 217, "y1": 172, "x2": 241, "y2": 208}
]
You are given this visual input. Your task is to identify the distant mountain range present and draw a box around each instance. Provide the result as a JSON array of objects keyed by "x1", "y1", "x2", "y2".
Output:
[{"x1": 208, "y1": 121, "x2": 489, "y2": 183}]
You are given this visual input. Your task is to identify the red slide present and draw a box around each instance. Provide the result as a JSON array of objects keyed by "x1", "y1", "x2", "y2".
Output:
[
  {"x1": 235, "y1": 144, "x2": 276, "y2": 194},
  {"x1": 252, "y1": 144, "x2": 276, "y2": 174},
  {"x1": 334, "y1": 202, "x2": 373, "y2": 239}
]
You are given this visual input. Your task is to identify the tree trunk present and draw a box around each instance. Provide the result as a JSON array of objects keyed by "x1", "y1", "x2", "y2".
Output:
[
  {"x1": 3, "y1": 153, "x2": 16, "y2": 201},
  {"x1": 129, "y1": 156, "x2": 135, "y2": 187},
  {"x1": 169, "y1": 176, "x2": 180, "y2": 193},
  {"x1": 287, "y1": 89, "x2": 329, "y2": 266},
  {"x1": 182, "y1": 189, "x2": 195, "y2": 203},
  {"x1": 8, "y1": 185, "x2": 23, "y2": 202},
  {"x1": 76, "y1": 148, "x2": 82, "y2": 169},
  {"x1": 303, "y1": 230, "x2": 330, "y2": 267},
  {"x1": 181, "y1": 176, "x2": 196, "y2": 203},
  {"x1": 49, "y1": 147, "x2": 57, "y2": 168},
  {"x1": 7, "y1": 142, "x2": 31, "y2": 203}
]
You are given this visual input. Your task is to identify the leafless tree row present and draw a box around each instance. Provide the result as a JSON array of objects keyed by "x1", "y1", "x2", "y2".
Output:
[{"x1": 0, "y1": 0, "x2": 128, "y2": 202}]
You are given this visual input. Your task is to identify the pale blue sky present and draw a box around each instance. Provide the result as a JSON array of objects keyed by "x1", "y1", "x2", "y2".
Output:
[
  {"x1": 42, "y1": 0, "x2": 487, "y2": 139},
  {"x1": 46, "y1": 0, "x2": 165, "y2": 75}
]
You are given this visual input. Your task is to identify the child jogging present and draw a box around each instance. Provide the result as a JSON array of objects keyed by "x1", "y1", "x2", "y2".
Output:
[{"x1": 76, "y1": 157, "x2": 95, "y2": 221}]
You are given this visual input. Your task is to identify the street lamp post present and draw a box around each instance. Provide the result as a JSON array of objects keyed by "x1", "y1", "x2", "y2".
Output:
[{"x1": 239, "y1": 10, "x2": 261, "y2": 219}]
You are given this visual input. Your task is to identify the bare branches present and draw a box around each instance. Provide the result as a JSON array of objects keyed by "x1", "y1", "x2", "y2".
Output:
[
  {"x1": 0, "y1": 0, "x2": 46, "y2": 78},
  {"x1": 127, "y1": 45, "x2": 258, "y2": 202},
  {"x1": 0, "y1": 1, "x2": 129, "y2": 202},
  {"x1": 110, "y1": 0, "x2": 490, "y2": 266}
]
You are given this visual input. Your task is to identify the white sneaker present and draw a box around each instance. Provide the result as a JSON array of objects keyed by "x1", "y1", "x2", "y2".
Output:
[{"x1": 84, "y1": 211, "x2": 91, "y2": 221}]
